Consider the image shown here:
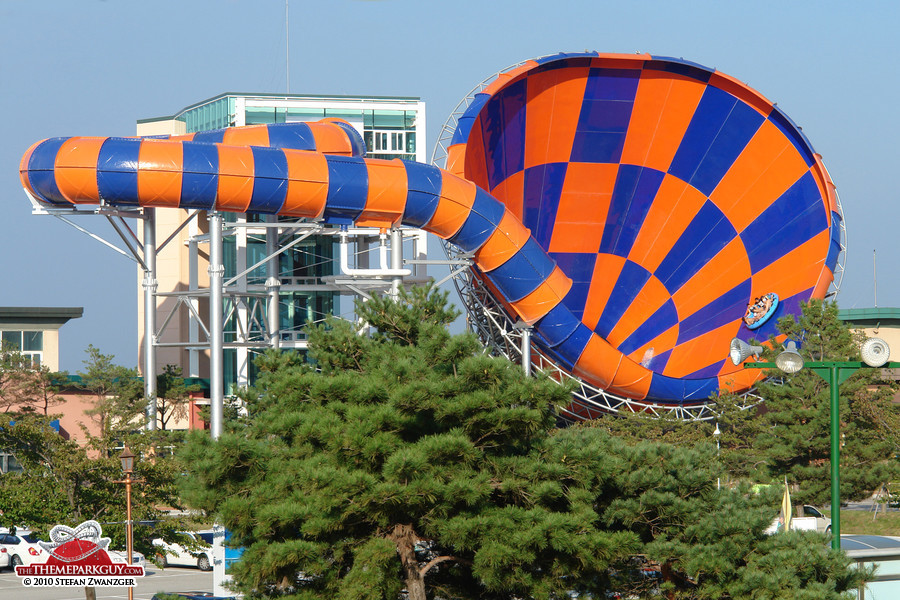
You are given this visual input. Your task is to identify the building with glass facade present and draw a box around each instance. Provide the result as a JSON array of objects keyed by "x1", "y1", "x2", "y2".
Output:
[{"x1": 136, "y1": 93, "x2": 427, "y2": 397}]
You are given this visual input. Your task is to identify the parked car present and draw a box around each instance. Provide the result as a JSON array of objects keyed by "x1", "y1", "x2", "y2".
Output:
[
  {"x1": 799, "y1": 505, "x2": 832, "y2": 534},
  {"x1": 109, "y1": 549, "x2": 146, "y2": 569},
  {"x1": 0, "y1": 546, "x2": 9, "y2": 570},
  {"x1": 765, "y1": 505, "x2": 832, "y2": 534},
  {"x1": 0, "y1": 532, "x2": 45, "y2": 567},
  {"x1": 152, "y1": 530, "x2": 215, "y2": 571}
]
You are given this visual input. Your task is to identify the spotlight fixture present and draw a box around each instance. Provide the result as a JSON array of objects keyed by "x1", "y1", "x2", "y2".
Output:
[
  {"x1": 729, "y1": 338, "x2": 764, "y2": 366},
  {"x1": 861, "y1": 337, "x2": 890, "y2": 368},
  {"x1": 774, "y1": 340, "x2": 804, "y2": 374}
]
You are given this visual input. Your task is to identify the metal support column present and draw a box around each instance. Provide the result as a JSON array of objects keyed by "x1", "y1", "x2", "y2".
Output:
[
  {"x1": 513, "y1": 320, "x2": 532, "y2": 377},
  {"x1": 208, "y1": 212, "x2": 224, "y2": 439},
  {"x1": 390, "y1": 227, "x2": 403, "y2": 298},
  {"x1": 266, "y1": 216, "x2": 281, "y2": 349},
  {"x1": 521, "y1": 326, "x2": 532, "y2": 377},
  {"x1": 828, "y1": 364, "x2": 841, "y2": 549},
  {"x1": 142, "y1": 208, "x2": 158, "y2": 430}
]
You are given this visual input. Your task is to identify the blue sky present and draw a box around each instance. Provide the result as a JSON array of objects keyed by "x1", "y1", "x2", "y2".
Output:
[{"x1": 1, "y1": 0, "x2": 897, "y2": 371}]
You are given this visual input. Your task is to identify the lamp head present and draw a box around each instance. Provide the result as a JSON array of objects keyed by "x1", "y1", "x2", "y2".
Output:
[
  {"x1": 861, "y1": 337, "x2": 891, "y2": 368},
  {"x1": 775, "y1": 340, "x2": 804, "y2": 374},
  {"x1": 119, "y1": 447, "x2": 136, "y2": 474},
  {"x1": 729, "y1": 338, "x2": 764, "y2": 366}
]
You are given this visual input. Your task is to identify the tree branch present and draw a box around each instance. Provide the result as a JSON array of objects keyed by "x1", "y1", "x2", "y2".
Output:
[{"x1": 419, "y1": 554, "x2": 472, "y2": 577}]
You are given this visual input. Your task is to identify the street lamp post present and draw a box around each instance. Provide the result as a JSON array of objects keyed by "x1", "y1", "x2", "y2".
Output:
[
  {"x1": 732, "y1": 337, "x2": 897, "y2": 551},
  {"x1": 119, "y1": 447, "x2": 136, "y2": 600},
  {"x1": 713, "y1": 423, "x2": 721, "y2": 490}
]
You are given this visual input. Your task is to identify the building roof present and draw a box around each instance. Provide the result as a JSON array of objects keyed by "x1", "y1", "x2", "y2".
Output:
[
  {"x1": 0, "y1": 307, "x2": 83, "y2": 326},
  {"x1": 137, "y1": 91, "x2": 423, "y2": 124},
  {"x1": 842, "y1": 534, "x2": 900, "y2": 559},
  {"x1": 838, "y1": 307, "x2": 900, "y2": 325}
]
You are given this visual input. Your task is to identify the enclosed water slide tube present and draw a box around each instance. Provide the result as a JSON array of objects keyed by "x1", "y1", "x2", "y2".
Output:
[{"x1": 20, "y1": 53, "x2": 841, "y2": 406}]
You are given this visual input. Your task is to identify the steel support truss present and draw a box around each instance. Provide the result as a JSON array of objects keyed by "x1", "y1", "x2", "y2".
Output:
[{"x1": 30, "y1": 193, "x2": 439, "y2": 435}]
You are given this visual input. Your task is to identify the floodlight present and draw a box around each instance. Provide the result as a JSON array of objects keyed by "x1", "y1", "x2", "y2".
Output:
[
  {"x1": 775, "y1": 341, "x2": 804, "y2": 374},
  {"x1": 861, "y1": 337, "x2": 891, "y2": 368},
  {"x1": 729, "y1": 338, "x2": 764, "y2": 366}
]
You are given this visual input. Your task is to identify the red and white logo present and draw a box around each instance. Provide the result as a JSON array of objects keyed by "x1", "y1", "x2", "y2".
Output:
[{"x1": 16, "y1": 520, "x2": 144, "y2": 587}]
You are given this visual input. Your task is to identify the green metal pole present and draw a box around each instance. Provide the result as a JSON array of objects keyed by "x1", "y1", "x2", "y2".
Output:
[{"x1": 829, "y1": 364, "x2": 840, "y2": 550}]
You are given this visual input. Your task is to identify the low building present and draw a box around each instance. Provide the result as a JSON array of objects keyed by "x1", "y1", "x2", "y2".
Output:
[
  {"x1": 0, "y1": 307, "x2": 81, "y2": 473},
  {"x1": 0, "y1": 307, "x2": 82, "y2": 372}
]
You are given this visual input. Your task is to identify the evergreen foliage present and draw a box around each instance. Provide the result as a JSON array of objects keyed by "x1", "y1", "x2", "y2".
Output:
[
  {"x1": 596, "y1": 300, "x2": 900, "y2": 507},
  {"x1": 77, "y1": 344, "x2": 145, "y2": 449},
  {"x1": 156, "y1": 364, "x2": 202, "y2": 430},
  {"x1": 753, "y1": 300, "x2": 900, "y2": 505},
  {"x1": 0, "y1": 346, "x2": 186, "y2": 558},
  {"x1": 180, "y1": 286, "x2": 867, "y2": 599}
]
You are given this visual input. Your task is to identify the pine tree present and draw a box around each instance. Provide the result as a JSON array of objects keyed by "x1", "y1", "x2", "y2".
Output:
[
  {"x1": 180, "y1": 287, "x2": 868, "y2": 599},
  {"x1": 156, "y1": 364, "x2": 201, "y2": 431},
  {"x1": 77, "y1": 344, "x2": 145, "y2": 451},
  {"x1": 180, "y1": 285, "x2": 638, "y2": 599}
]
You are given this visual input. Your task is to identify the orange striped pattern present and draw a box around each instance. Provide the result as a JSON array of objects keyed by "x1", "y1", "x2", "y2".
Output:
[
  {"x1": 281, "y1": 150, "x2": 329, "y2": 218},
  {"x1": 548, "y1": 163, "x2": 618, "y2": 254},
  {"x1": 310, "y1": 121, "x2": 356, "y2": 157},
  {"x1": 488, "y1": 170, "x2": 525, "y2": 221},
  {"x1": 427, "y1": 173, "x2": 477, "y2": 239},
  {"x1": 356, "y1": 158, "x2": 408, "y2": 228},
  {"x1": 222, "y1": 125, "x2": 269, "y2": 148},
  {"x1": 137, "y1": 141, "x2": 184, "y2": 208},
  {"x1": 627, "y1": 174, "x2": 707, "y2": 272},
  {"x1": 474, "y1": 210, "x2": 533, "y2": 272},
  {"x1": 621, "y1": 70, "x2": 707, "y2": 172},
  {"x1": 671, "y1": 238, "x2": 752, "y2": 319},
  {"x1": 606, "y1": 273, "x2": 671, "y2": 348},
  {"x1": 573, "y1": 335, "x2": 652, "y2": 399},
  {"x1": 54, "y1": 137, "x2": 104, "y2": 204},
  {"x1": 581, "y1": 254, "x2": 625, "y2": 332},
  {"x1": 216, "y1": 146, "x2": 255, "y2": 212},
  {"x1": 523, "y1": 65, "x2": 590, "y2": 170},
  {"x1": 509, "y1": 266, "x2": 572, "y2": 324},
  {"x1": 708, "y1": 120, "x2": 809, "y2": 233}
]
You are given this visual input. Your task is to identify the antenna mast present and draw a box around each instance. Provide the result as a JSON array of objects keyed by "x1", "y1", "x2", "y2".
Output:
[
  {"x1": 285, "y1": 0, "x2": 290, "y2": 93},
  {"x1": 874, "y1": 249, "x2": 878, "y2": 307}
]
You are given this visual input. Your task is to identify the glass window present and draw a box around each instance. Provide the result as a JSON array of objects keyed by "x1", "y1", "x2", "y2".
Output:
[
  {"x1": 0, "y1": 452, "x2": 22, "y2": 474},
  {"x1": 372, "y1": 110, "x2": 406, "y2": 129},
  {"x1": 286, "y1": 108, "x2": 326, "y2": 122},
  {"x1": 2, "y1": 331, "x2": 21, "y2": 349},
  {"x1": 324, "y1": 109, "x2": 364, "y2": 123},
  {"x1": 246, "y1": 108, "x2": 278, "y2": 125},
  {"x1": 279, "y1": 238, "x2": 334, "y2": 282},
  {"x1": 279, "y1": 291, "x2": 334, "y2": 338},
  {"x1": 246, "y1": 237, "x2": 269, "y2": 284},
  {"x1": 23, "y1": 331, "x2": 42, "y2": 352}
]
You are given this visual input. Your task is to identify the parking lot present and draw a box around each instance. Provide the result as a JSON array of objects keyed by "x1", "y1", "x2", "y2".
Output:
[{"x1": 0, "y1": 564, "x2": 214, "y2": 600}]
